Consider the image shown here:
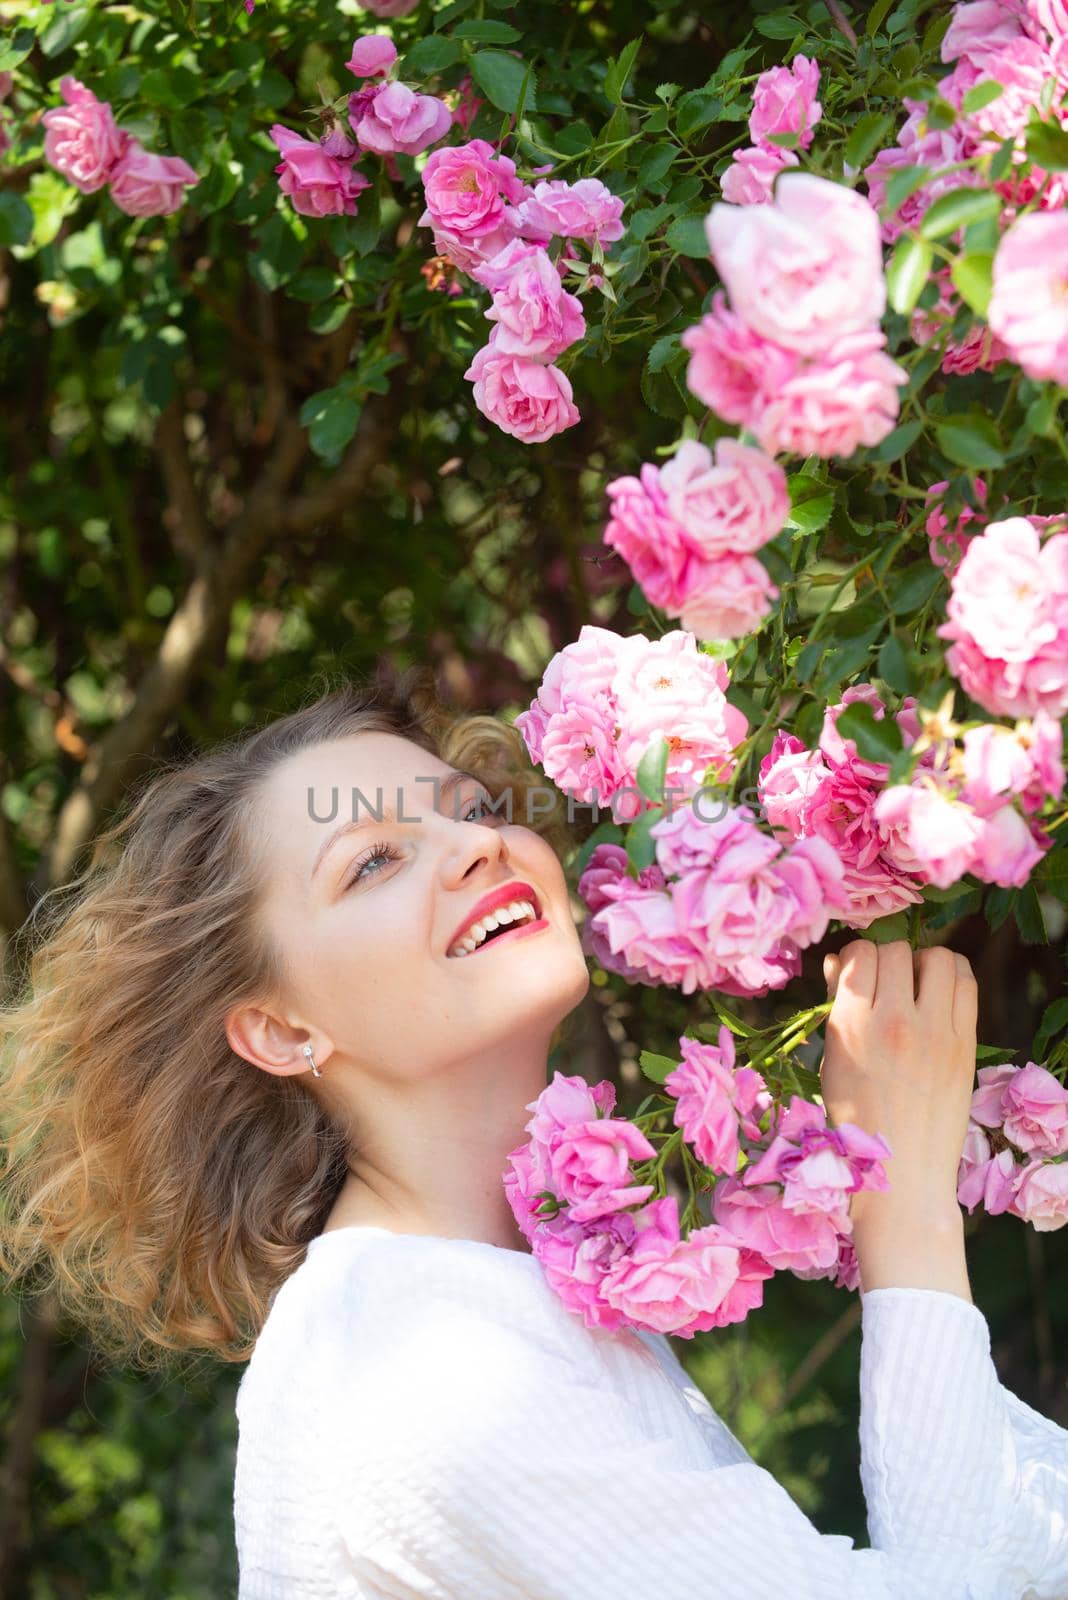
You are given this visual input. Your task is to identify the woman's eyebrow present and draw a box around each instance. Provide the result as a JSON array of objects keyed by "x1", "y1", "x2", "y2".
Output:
[{"x1": 309, "y1": 769, "x2": 479, "y2": 881}]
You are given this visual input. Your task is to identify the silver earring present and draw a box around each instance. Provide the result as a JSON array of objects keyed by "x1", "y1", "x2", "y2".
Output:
[{"x1": 301, "y1": 1043, "x2": 322, "y2": 1078}]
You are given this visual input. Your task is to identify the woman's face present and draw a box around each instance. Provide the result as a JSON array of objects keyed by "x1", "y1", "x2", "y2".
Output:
[{"x1": 252, "y1": 731, "x2": 591, "y2": 1079}]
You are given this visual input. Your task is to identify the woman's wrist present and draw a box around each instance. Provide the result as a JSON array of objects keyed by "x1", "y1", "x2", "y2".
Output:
[{"x1": 851, "y1": 1189, "x2": 972, "y2": 1301}]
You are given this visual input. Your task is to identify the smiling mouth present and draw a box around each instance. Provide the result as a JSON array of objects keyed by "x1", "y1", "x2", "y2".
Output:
[{"x1": 447, "y1": 897, "x2": 543, "y2": 958}]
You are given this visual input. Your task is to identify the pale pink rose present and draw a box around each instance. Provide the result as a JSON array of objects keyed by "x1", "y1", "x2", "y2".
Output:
[
  {"x1": 664, "y1": 1027, "x2": 771, "y2": 1173},
  {"x1": 483, "y1": 247, "x2": 585, "y2": 359},
  {"x1": 989, "y1": 212, "x2": 1068, "y2": 385},
  {"x1": 957, "y1": 1124, "x2": 1022, "y2": 1215},
  {"x1": 515, "y1": 177, "x2": 625, "y2": 244},
  {"x1": 1001, "y1": 1061, "x2": 1068, "y2": 1155},
  {"x1": 1011, "y1": 1158, "x2": 1068, "y2": 1229},
  {"x1": 463, "y1": 345, "x2": 580, "y2": 444},
  {"x1": 713, "y1": 1175, "x2": 845, "y2": 1275},
  {"x1": 1015, "y1": 713, "x2": 1067, "y2": 813},
  {"x1": 681, "y1": 291, "x2": 798, "y2": 423},
  {"x1": 968, "y1": 803, "x2": 1048, "y2": 887},
  {"x1": 603, "y1": 463, "x2": 704, "y2": 616},
  {"x1": 678, "y1": 554, "x2": 780, "y2": 641},
  {"x1": 525, "y1": 1210, "x2": 640, "y2": 1332},
  {"x1": 429, "y1": 221, "x2": 519, "y2": 276},
  {"x1": 1031, "y1": 0, "x2": 1068, "y2": 40},
  {"x1": 523, "y1": 1069, "x2": 617, "y2": 1152},
  {"x1": 749, "y1": 54, "x2": 822, "y2": 151},
  {"x1": 721, "y1": 144, "x2": 798, "y2": 205},
  {"x1": 658, "y1": 438, "x2": 789, "y2": 559},
  {"x1": 419, "y1": 137, "x2": 528, "y2": 246},
  {"x1": 925, "y1": 477, "x2": 987, "y2": 573},
  {"x1": 41, "y1": 75, "x2": 128, "y2": 194},
  {"x1": 354, "y1": 81, "x2": 451, "y2": 155},
  {"x1": 270, "y1": 124, "x2": 369, "y2": 218},
  {"x1": 971, "y1": 1062, "x2": 1021, "y2": 1127},
  {"x1": 943, "y1": 37, "x2": 1054, "y2": 142},
  {"x1": 320, "y1": 123, "x2": 358, "y2": 159},
  {"x1": 108, "y1": 142, "x2": 199, "y2": 217},
  {"x1": 345, "y1": 35, "x2": 398, "y2": 76},
  {"x1": 962, "y1": 725, "x2": 1044, "y2": 816},
  {"x1": 705, "y1": 172, "x2": 886, "y2": 354},
  {"x1": 872, "y1": 781, "x2": 986, "y2": 890},
  {"x1": 600, "y1": 1198, "x2": 774, "y2": 1335},
  {"x1": 863, "y1": 104, "x2": 974, "y2": 244},
  {"x1": 753, "y1": 328, "x2": 907, "y2": 459},
  {"x1": 548, "y1": 1117, "x2": 657, "y2": 1224},
  {"x1": 450, "y1": 74, "x2": 483, "y2": 133},
  {"x1": 514, "y1": 622, "x2": 635, "y2": 768},
  {"x1": 943, "y1": 0, "x2": 1031, "y2": 64},
  {"x1": 937, "y1": 518, "x2": 1068, "y2": 719},
  {"x1": 358, "y1": 0, "x2": 419, "y2": 14},
  {"x1": 469, "y1": 237, "x2": 552, "y2": 291}
]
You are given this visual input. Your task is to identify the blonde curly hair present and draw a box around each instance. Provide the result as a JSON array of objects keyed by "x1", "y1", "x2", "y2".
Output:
[{"x1": 0, "y1": 667, "x2": 577, "y2": 1374}]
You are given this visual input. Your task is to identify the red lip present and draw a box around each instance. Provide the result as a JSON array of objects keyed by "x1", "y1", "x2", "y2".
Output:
[{"x1": 447, "y1": 880, "x2": 542, "y2": 952}]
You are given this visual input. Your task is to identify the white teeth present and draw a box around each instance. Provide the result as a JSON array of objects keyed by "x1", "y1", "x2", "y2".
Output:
[{"x1": 448, "y1": 897, "x2": 538, "y2": 958}]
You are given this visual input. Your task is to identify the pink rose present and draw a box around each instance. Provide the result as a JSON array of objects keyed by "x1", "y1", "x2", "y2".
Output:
[
  {"x1": 548, "y1": 1118, "x2": 657, "y2": 1224},
  {"x1": 271, "y1": 125, "x2": 370, "y2": 218},
  {"x1": 705, "y1": 171, "x2": 886, "y2": 354},
  {"x1": 721, "y1": 145, "x2": 799, "y2": 205},
  {"x1": 108, "y1": 141, "x2": 199, "y2": 217},
  {"x1": 970, "y1": 1062, "x2": 1019, "y2": 1127},
  {"x1": 989, "y1": 212, "x2": 1068, "y2": 385},
  {"x1": 936, "y1": 518, "x2": 1068, "y2": 719},
  {"x1": 450, "y1": 74, "x2": 483, "y2": 133},
  {"x1": 578, "y1": 844, "x2": 668, "y2": 982},
  {"x1": 758, "y1": 731, "x2": 832, "y2": 838},
  {"x1": 658, "y1": 438, "x2": 789, "y2": 559},
  {"x1": 354, "y1": 81, "x2": 452, "y2": 156},
  {"x1": 664, "y1": 1027, "x2": 770, "y2": 1173},
  {"x1": 1001, "y1": 1061, "x2": 1068, "y2": 1156},
  {"x1": 744, "y1": 1096, "x2": 890, "y2": 1216},
  {"x1": 925, "y1": 477, "x2": 987, "y2": 573},
  {"x1": 463, "y1": 345, "x2": 580, "y2": 443},
  {"x1": 470, "y1": 237, "x2": 553, "y2": 292},
  {"x1": 420, "y1": 137, "x2": 528, "y2": 247},
  {"x1": 41, "y1": 75, "x2": 128, "y2": 194},
  {"x1": 713, "y1": 1176, "x2": 845, "y2": 1275},
  {"x1": 515, "y1": 177, "x2": 625, "y2": 244},
  {"x1": 968, "y1": 803, "x2": 1049, "y2": 888},
  {"x1": 749, "y1": 54, "x2": 822, "y2": 152},
  {"x1": 345, "y1": 35, "x2": 398, "y2": 77},
  {"x1": 483, "y1": 247, "x2": 585, "y2": 359},
  {"x1": 957, "y1": 1124, "x2": 1021, "y2": 1215},
  {"x1": 1011, "y1": 1158, "x2": 1068, "y2": 1230},
  {"x1": 753, "y1": 328, "x2": 906, "y2": 459},
  {"x1": 872, "y1": 781, "x2": 985, "y2": 890},
  {"x1": 681, "y1": 291, "x2": 798, "y2": 425},
  {"x1": 678, "y1": 554, "x2": 780, "y2": 641}
]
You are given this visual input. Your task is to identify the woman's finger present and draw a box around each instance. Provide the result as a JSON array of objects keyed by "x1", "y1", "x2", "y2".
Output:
[
  {"x1": 823, "y1": 952, "x2": 840, "y2": 998},
  {"x1": 951, "y1": 950, "x2": 978, "y2": 1039},
  {"x1": 916, "y1": 944, "x2": 957, "y2": 1014},
  {"x1": 872, "y1": 939, "x2": 915, "y2": 1010},
  {"x1": 835, "y1": 940, "x2": 877, "y2": 1008}
]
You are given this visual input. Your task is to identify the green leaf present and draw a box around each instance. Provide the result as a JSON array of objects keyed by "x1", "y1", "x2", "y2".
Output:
[
  {"x1": 299, "y1": 387, "x2": 362, "y2": 461},
  {"x1": 638, "y1": 1049, "x2": 679, "y2": 1086},
  {"x1": 675, "y1": 91, "x2": 722, "y2": 140},
  {"x1": 867, "y1": 418, "x2": 924, "y2": 463},
  {"x1": 961, "y1": 79, "x2": 1004, "y2": 114},
  {"x1": 604, "y1": 37, "x2": 641, "y2": 103},
  {"x1": 626, "y1": 803, "x2": 663, "y2": 873},
  {"x1": 40, "y1": 5, "x2": 92, "y2": 56},
  {"x1": 888, "y1": 562, "x2": 943, "y2": 614},
  {"x1": 950, "y1": 251, "x2": 994, "y2": 317},
  {"x1": 935, "y1": 415, "x2": 1005, "y2": 470},
  {"x1": 636, "y1": 142, "x2": 678, "y2": 190},
  {"x1": 1025, "y1": 116, "x2": 1068, "y2": 171},
  {"x1": 835, "y1": 702, "x2": 903, "y2": 762},
  {"x1": 0, "y1": 192, "x2": 33, "y2": 249},
  {"x1": 403, "y1": 35, "x2": 463, "y2": 73},
  {"x1": 573, "y1": 819, "x2": 625, "y2": 876},
  {"x1": 646, "y1": 332, "x2": 681, "y2": 374},
  {"x1": 920, "y1": 187, "x2": 1002, "y2": 239},
  {"x1": 629, "y1": 203, "x2": 671, "y2": 240},
  {"x1": 866, "y1": 0, "x2": 896, "y2": 35},
  {"x1": 877, "y1": 633, "x2": 913, "y2": 694},
  {"x1": 0, "y1": 26, "x2": 35, "y2": 72},
  {"x1": 754, "y1": 13, "x2": 804, "y2": 38},
  {"x1": 785, "y1": 473, "x2": 835, "y2": 535},
  {"x1": 985, "y1": 885, "x2": 1016, "y2": 932},
  {"x1": 844, "y1": 111, "x2": 894, "y2": 172},
  {"x1": 287, "y1": 267, "x2": 341, "y2": 303},
  {"x1": 636, "y1": 732, "x2": 669, "y2": 803},
  {"x1": 470, "y1": 50, "x2": 537, "y2": 114},
  {"x1": 1034, "y1": 996, "x2": 1068, "y2": 1059},
  {"x1": 26, "y1": 171, "x2": 80, "y2": 250},
  {"x1": 665, "y1": 213, "x2": 710, "y2": 258},
  {"x1": 453, "y1": 19, "x2": 521, "y2": 41},
  {"x1": 886, "y1": 234, "x2": 933, "y2": 315},
  {"x1": 1014, "y1": 882, "x2": 1048, "y2": 945}
]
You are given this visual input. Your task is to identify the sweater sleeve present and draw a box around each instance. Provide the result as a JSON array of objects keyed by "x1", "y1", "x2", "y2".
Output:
[{"x1": 328, "y1": 1278, "x2": 1062, "y2": 1600}]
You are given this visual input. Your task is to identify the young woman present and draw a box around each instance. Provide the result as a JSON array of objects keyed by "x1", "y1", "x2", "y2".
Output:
[{"x1": 2, "y1": 672, "x2": 1066, "y2": 1600}]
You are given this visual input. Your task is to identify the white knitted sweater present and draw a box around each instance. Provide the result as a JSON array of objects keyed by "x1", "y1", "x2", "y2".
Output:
[{"x1": 233, "y1": 1224, "x2": 1068, "y2": 1599}]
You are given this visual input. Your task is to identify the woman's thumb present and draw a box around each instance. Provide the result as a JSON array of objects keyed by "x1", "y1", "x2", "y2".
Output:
[{"x1": 823, "y1": 952, "x2": 840, "y2": 997}]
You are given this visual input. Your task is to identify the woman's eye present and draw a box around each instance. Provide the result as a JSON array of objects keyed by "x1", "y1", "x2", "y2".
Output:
[{"x1": 347, "y1": 840, "x2": 400, "y2": 888}]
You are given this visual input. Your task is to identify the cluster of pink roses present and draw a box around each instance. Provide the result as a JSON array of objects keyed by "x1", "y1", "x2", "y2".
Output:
[
  {"x1": 721, "y1": 53, "x2": 822, "y2": 206},
  {"x1": 757, "y1": 683, "x2": 1062, "y2": 925},
  {"x1": 269, "y1": 34, "x2": 454, "y2": 220},
  {"x1": 958, "y1": 1059, "x2": 1068, "y2": 1231},
  {"x1": 682, "y1": 174, "x2": 907, "y2": 460},
  {"x1": 513, "y1": 624, "x2": 748, "y2": 825},
  {"x1": 578, "y1": 802, "x2": 848, "y2": 999},
  {"x1": 416, "y1": 138, "x2": 624, "y2": 442},
  {"x1": 503, "y1": 1036, "x2": 892, "y2": 1336},
  {"x1": 602, "y1": 437, "x2": 787, "y2": 641},
  {"x1": 866, "y1": 0, "x2": 1068, "y2": 376},
  {"x1": 41, "y1": 75, "x2": 199, "y2": 217}
]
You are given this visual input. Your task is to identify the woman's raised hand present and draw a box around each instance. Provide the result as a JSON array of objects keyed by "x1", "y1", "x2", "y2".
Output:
[{"x1": 819, "y1": 938, "x2": 978, "y2": 1299}]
